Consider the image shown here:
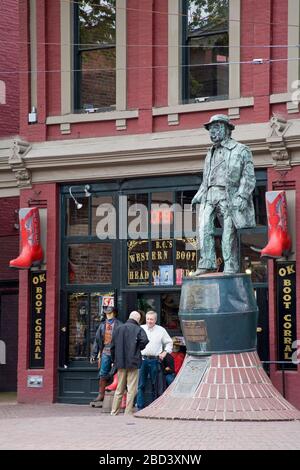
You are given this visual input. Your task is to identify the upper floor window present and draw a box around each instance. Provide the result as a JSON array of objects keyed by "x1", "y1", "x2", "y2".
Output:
[
  {"x1": 182, "y1": 0, "x2": 229, "y2": 103},
  {"x1": 74, "y1": 0, "x2": 116, "y2": 113}
]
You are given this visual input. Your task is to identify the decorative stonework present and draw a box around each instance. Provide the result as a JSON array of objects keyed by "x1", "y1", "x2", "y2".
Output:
[
  {"x1": 8, "y1": 139, "x2": 32, "y2": 188},
  {"x1": 267, "y1": 115, "x2": 291, "y2": 169}
]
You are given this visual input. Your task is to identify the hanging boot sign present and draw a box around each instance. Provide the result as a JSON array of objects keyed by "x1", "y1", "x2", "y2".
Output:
[
  {"x1": 9, "y1": 207, "x2": 44, "y2": 269},
  {"x1": 261, "y1": 191, "x2": 292, "y2": 259}
]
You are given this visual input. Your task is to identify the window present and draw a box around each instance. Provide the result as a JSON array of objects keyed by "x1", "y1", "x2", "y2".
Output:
[
  {"x1": 126, "y1": 190, "x2": 198, "y2": 286},
  {"x1": 182, "y1": 0, "x2": 229, "y2": 103},
  {"x1": 74, "y1": 0, "x2": 116, "y2": 112}
]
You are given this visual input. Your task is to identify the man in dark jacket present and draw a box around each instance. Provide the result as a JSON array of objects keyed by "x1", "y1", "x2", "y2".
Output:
[
  {"x1": 110, "y1": 311, "x2": 149, "y2": 415},
  {"x1": 90, "y1": 306, "x2": 122, "y2": 406}
]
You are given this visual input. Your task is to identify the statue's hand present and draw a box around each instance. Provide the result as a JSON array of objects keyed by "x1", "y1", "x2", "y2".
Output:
[
  {"x1": 235, "y1": 196, "x2": 248, "y2": 212},
  {"x1": 192, "y1": 193, "x2": 202, "y2": 206}
]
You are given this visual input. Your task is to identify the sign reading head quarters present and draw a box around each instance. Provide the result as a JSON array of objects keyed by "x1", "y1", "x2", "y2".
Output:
[{"x1": 29, "y1": 271, "x2": 46, "y2": 369}]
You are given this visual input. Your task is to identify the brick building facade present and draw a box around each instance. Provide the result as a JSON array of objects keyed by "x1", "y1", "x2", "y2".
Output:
[
  {"x1": 0, "y1": 0, "x2": 20, "y2": 392},
  {"x1": 0, "y1": 0, "x2": 300, "y2": 408}
]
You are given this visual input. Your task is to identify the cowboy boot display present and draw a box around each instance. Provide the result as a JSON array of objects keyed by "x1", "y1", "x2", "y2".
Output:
[
  {"x1": 9, "y1": 207, "x2": 43, "y2": 269},
  {"x1": 261, "y1": 191, "x2": 292, "y2": 259},
  {"x1": 105, "y1": 373, "x2": 118, "y2": 391}
]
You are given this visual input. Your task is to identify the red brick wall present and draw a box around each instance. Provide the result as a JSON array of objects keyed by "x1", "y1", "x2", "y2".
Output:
[
  {"x1": 267, "y1": 168, "x2": 300, "y2": 410},
  {"x1": 18, "y1": 0, "x2": 298, "y2": 141},
  {"x1": 17, "y1": 184, "x2": 59, "y2": 403},
  {"x1": 0, "y1": 0, "x2": 19, "y2": 137}
]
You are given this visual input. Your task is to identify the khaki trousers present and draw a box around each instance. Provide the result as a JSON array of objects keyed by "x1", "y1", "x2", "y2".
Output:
[{"x1": 111, "y1": 368, "x2": 139, "y2": 415}]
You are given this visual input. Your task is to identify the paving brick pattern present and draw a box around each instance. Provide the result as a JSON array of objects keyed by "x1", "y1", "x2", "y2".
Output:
[
  {"x1": 136, "y1": 352, "x2": 300, "y2": 421},
  {"x1": 0, "y1": 401, "x2": 300, "y2": 450}
]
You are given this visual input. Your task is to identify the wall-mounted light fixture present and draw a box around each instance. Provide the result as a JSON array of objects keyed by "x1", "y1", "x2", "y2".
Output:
[
  {"x1": 69, "y1": 185, "x2": 92, "y2": 210},
  {"x1": 84, "y1": 184, "x2": 91, "y2": 197},
  {"x1": 69, "y1": 187, "x2": 83, "y2": 210}
]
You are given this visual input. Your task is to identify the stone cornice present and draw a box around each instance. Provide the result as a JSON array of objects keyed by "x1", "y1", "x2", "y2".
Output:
[{"x1": 2, "y1": 120, "x2": 300, "y2": 188}]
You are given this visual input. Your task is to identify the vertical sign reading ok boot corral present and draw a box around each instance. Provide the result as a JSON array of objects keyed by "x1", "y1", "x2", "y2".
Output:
[
  {"x1": 29, "y1": 272, "x2": 46, "y2": 368},
  {"x1": 276, "y1": 262, "x2": 297, "y2": 370}
]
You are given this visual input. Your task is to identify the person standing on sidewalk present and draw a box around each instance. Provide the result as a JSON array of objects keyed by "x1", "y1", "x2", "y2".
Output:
[
  {"x1": 90, "y1": 306, "x2": 122, "y2": 407},
  {"x1": 136, "y1": 310, "x2": 173, "y2": 410},
  {"x1": 110, "y1": 311, "x2": 149, "y2": 415}
]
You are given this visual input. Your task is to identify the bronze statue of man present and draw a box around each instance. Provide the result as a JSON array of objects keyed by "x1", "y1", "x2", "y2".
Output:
[{"x1": 192, "y1": 114, "x2": 256, "y2": 275}]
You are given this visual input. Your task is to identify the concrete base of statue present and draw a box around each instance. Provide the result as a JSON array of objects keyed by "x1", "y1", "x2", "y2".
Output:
[{"x1": 135, "y1": 273, "x2": 300, "y2": 421}]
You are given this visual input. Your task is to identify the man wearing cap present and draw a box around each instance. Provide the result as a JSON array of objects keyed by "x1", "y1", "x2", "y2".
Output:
[
  {"x1": 90, "y1": 305, "x2": 122, "y2": 406},
  {"x1": 192, "y1": 114, "x2": 256, "y2": 275}
]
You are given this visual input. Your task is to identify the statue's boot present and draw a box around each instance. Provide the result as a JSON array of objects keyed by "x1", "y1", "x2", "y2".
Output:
[{"x1": 190, "y1": 268, "x2": 213, "y2": 277}]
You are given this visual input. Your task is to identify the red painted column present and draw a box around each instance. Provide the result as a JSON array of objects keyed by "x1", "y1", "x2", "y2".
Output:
[{"x1": 17, "y1": 183, "x2": 59, "y2": 403}]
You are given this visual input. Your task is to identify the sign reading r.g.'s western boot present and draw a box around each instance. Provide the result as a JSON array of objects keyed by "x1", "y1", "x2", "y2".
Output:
[{"x1": 9, "y1": 207, "x2": 44, "y2": 269}]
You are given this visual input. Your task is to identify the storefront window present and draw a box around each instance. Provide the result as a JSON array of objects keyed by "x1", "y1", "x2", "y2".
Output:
[
  {"x1": 66, "y1": 197, "x2": 89, "y2": 236},
  {"x1": 240, "y1": 232, "x2": 268, "y2": 283},
  {"x1": 127, "y1": 240, "x2": 149, "y2": 286},
  {"x1": 68, "y1": 291, "x2": 115, "y2": 362},
  {"x1": 127, "y1": 193, "x2": 148, "y2": 239},
  {"x1": 175, "y1": 238, "x2": 197, "y2": 284},
  {"x1": 68, "y1": 243, "x2": 112, "y2": 284},
  {"x1": 175, "y1": 190, "x2": 197, "y2": 237},
  {"x1": 68, "y1": 293, "x2": 89, "y2": 361},
  {"x1": 254, "y1": 185, "x2": 267, "y2": 227},
  {"x1": 151, "y1": 240, "x2": 174, "y2": 286},
  {"x1": 161, "y1": 292, "x2": 181, "y2": 332},
  {"x1": 91, "y1": 195, "x2": 113, "y2": 237}
]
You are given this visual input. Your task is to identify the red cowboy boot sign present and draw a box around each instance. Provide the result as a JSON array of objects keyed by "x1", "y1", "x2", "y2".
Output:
[
  {"x1": 9, "y1": 207, "x2": 44, "y2": 269},
  {"x1": 261, "y1": 191, "x2": 292, "y2": 259}
]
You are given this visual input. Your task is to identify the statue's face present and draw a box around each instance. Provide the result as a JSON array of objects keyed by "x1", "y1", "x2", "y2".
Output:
[{"x1": 208, "y1": 122, "x2": 227, "y2": 144}]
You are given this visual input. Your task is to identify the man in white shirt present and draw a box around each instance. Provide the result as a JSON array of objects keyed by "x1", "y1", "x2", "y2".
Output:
[{"x1": 136, "y1": 310, "x2": 173, "y2": 410}]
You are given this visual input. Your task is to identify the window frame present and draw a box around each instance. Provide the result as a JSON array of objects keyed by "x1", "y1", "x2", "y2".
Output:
[
  {"x1": 181, "y1": 0, "x2": 230, "y2": 103},
  {"x1": 73, "y1": 1, "x2": 117, "y2": 113}
]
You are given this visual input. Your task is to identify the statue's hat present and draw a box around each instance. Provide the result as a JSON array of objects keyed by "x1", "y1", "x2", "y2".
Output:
[{"x1": 204, "y1": 114, "x2": 235, "y2": 130}]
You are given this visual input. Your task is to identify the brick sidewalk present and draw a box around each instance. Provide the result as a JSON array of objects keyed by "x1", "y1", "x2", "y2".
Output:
[{"x1": 0, "y1": 402, "x2": 299, "y2": 450}]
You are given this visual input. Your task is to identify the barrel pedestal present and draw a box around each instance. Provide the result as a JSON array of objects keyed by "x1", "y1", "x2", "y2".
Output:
[{"x1": 135, "y1": 274, "x2": 300, "y2": 421}]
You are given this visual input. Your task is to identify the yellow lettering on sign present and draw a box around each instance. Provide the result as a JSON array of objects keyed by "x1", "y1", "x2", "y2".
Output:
[{"x1": 279, "y1": 264, "x2": 295, "y2": 276}]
